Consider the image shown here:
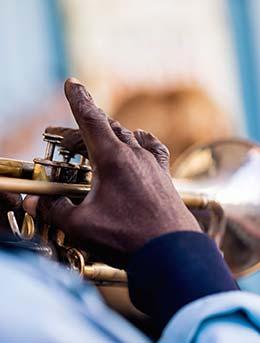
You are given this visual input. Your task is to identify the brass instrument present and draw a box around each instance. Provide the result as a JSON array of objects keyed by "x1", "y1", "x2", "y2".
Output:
[
  {"x1": 172, "y1": 139, "x2": 260, "y2": 279},
  {"x1": 0, "y1": 133, "x2": 126, "y2": 285},
  {"x1": 0, "y1": 135, "x2": 259, "y2": 284}
]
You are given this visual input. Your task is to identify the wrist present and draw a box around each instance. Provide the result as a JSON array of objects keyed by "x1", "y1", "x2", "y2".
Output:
[{"x1": 126, "y1": 231, "x2": 238, "y2": 333}]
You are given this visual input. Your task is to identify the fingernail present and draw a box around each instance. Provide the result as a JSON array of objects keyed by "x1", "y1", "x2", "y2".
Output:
[
  {"x1": 64, "y1": 77, "x2": 85, "y2": 93},
  {"x1": 65, "y1": 77, "x2": 82, "y2": 92},
  {"x1": 64, "y1": 77, "x2": 94, "y2": 104},
  {"x1": 64, "y1": 78, "x2": 80, "y2": 98},
  {"x1": 68, "y1": 77, "x2": 82, "y2": 85}
]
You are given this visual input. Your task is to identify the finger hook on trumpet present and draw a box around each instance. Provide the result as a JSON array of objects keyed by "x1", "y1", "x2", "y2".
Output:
[{"x1": 7, "y1": 211, "x2": 35, "y2": 240}]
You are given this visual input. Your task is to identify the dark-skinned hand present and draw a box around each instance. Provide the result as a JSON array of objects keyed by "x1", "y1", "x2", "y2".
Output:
[{"x1": 24, "y1": 78, "x2": 201, "y2": 268}]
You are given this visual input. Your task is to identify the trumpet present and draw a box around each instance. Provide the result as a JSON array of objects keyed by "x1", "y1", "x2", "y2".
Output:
[
  {"x1": 173, "y1": 138, "x2": 260, "y2": 279},
  {"x1": 0, "y1": 134, "x2": 259, "y2": 284},
  {"x1": 0, "y1": 133, "x2": 128, "y2": 285}
]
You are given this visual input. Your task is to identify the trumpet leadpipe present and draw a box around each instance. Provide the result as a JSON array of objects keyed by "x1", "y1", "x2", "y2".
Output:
[{"x1": 0, "y1": 177, "x2": 90, "y2": 196}]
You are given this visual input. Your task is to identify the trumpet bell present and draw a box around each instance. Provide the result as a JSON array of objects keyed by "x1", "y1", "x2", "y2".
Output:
[{"x1": 172, "y1": 139, "x2": 260, "y2": 277}]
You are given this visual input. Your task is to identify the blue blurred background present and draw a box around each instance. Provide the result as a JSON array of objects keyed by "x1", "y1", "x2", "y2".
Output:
[{"x1": 0, "y1": 0, "x2": 259, "y2": 159}]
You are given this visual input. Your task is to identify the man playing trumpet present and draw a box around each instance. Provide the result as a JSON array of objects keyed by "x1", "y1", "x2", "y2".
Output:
[{"x1": 0, "y1": 78, "x2": 259, "y2": 342}]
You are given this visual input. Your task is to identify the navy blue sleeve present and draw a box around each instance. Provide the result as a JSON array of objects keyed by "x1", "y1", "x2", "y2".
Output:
[{"x1": 126, "y1": 231, "x2": 239, "y2": 332}]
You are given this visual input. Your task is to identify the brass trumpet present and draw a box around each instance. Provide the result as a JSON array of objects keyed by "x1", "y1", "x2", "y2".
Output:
[
  {"x1": 0, "y1": 134, "x2": 259, "y2": 283},
  {"x1": 0, "y1": 133, "x2": 128, "y2": 285},
  {"x1": 173, "y1": 139, "x2": 260, "y2": 279}
]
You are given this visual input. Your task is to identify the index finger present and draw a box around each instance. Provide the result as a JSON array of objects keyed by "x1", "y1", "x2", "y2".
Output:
[
  {"x1": 64, "y1": 78, "x2": 119, "y2": 164},
  {"x1": 45, "y1": 127, "x2": 88, "y2": 157}
]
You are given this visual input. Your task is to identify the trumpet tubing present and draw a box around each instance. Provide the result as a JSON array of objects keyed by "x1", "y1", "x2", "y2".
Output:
[{"x1": 0, "y1": 177, "x2": 90, "y2": 196}]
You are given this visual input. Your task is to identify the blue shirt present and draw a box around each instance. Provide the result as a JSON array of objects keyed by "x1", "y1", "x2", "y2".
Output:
[{"x1": 0, "y1": 250, "x2": 259, "y2": 342}]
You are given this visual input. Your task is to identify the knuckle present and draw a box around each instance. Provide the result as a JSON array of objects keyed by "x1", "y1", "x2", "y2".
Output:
[
  {"x1": 157, "y1": 143, "x2": 170, "y2": 157},
  {"x1": 111, "y1": 125, "x2": 123, "y2": 136},
  {"x1": 152, "y1": 145, "x2": 170, "y2": 160},
  {"x1": 119, "y1": 129, "x2": 135, "y2": 142},
  {"x1": 134, "y1": 129, "x2": 146, "y2": 145},
  {"x1": 110, "y1": 120, "x2": 121, "y2": 129},
  {"x1": 135, "y1": 129, "x2": 146, "y2": 136}
]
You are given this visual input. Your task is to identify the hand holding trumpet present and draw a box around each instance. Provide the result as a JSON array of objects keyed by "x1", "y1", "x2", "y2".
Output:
[
  {"x1": 0, "y1": 79, "x2": 241, "y2": 339},
  {"x1": 24, "y1": 78, "x2": 201, "y2": 268}
]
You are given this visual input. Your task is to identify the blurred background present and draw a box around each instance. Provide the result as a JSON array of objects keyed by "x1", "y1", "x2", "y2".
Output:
[
  {"x1": 1, "y1": 1, "x2": 260, "y2": 335},
  {"x1": 0, "y1": 0, "x2": 259, "y2": 162}
]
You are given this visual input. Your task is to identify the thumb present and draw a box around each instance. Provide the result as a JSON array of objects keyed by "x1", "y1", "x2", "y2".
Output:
[{"x1": 24, "y1": 195, "x2": 76, "y2": 231}]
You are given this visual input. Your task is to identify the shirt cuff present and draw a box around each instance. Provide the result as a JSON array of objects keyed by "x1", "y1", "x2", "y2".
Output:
[
  {"x1": 162, "y1": 291, "x2": 260, "y2": 342},
  {"x1": 126, "y1": 231, "x2": 238, "y2": 332}
]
